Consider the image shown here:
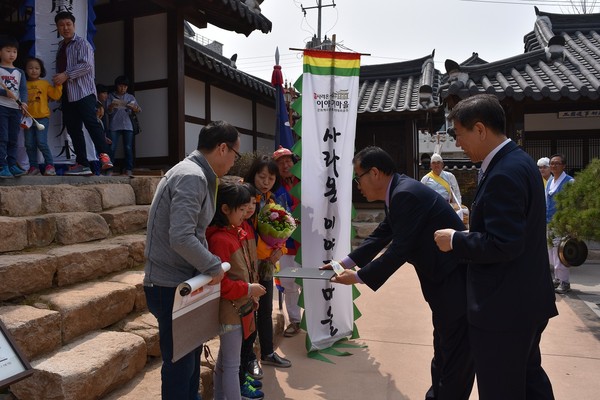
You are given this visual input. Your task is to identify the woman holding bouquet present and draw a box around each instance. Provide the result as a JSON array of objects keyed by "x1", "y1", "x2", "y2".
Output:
[
  {"x1": 244, "y1": 156, "x2": 293, "y2": 371},
  {"x1": 207, "y1": 183, "x2": 267, "y2": 400}
]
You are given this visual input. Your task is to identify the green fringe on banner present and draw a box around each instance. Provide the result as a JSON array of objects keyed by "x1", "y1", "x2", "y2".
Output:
[
  {"x1": 307, "y1": 350, "x2": 335, "y2": 364},
  {"x1": 353, "y1": 302, "x2": 362, "y2": 320},
  {"x1": 319, "y1": 347, "x2": 352, "y2": 357},
  {"x1": 351, "y1": 323, "x2": 360, "y2": 339},
  {"x1": 290, "y1": 162, "x2": 301, "y2": 180},
  {"x1": 352, "y1": 285, "x2": 361, "y2": 301},
  {"x1": 332, "y1": 338, "x2": 367, "y2": 349},
  {"x1": 293, "y1": 75, "x2": 303, "y2": 95},
  {"x1": 292, "y1": 140, "x2": 302, "y2": 156}
]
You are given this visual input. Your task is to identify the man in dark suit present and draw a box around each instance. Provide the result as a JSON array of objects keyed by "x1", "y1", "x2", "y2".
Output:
[
  {"x1": 434, "y1": 94, "x2": 557, "y2": 400},
  {"x1": 328, "y1": 146, "x2": 474, "y2": 400}
]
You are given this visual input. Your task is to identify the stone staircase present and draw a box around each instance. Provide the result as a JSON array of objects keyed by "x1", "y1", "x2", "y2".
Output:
[
  {"x1": 0, "y1": 176, "x2": 161, "y2": 400},
  {"x1": 352, "y1": 207, "x2": 385, "y2": 249}
]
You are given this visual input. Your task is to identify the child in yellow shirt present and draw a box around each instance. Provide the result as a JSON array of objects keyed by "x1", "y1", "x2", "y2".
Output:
[{"x1": 24, "y1": 57, "x2": 62, "y2": 175}]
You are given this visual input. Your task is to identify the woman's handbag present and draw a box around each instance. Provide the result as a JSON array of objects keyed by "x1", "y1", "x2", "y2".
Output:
[{"x1": 232, "y1": 300, "x2": 256, "y2": 339}]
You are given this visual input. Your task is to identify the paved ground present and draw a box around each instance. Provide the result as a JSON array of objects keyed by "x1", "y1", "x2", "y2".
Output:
[{"x1": 107, "y1": 260, "x2": 600, "y2": 399}]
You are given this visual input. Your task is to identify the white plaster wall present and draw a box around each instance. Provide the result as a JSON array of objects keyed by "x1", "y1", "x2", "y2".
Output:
[
  {"x1": 134, "y1": 14, "x2": 168, "y2": 81},
  {"x1": 525, "y1": 113, "x2": 600, "y2": 131},
  {"x1": 135, "y1": 88, "x2": 169, "y2": 158},
  {"x1": 211, "y1": 87, "x2": 252, "y2": 129},
  {"x1": 94, "y1": 21, "x2": 124, "y2": 85},
  {"x1": 185, "y1": 77, "x2": 206, "y2": 119},
  {"x1": 256, "y1": 103, "x2": 276, "y2": 135},
  {"x1": 184, "y1": 122, "x2": 203, "y2": 156}
]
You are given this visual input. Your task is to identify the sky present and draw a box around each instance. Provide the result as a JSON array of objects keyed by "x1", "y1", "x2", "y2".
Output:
[{"x1": 193, "y1": 0, "x2": 593, "y2": 83}]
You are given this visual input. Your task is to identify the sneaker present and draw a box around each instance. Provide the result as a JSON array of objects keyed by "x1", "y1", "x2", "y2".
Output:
[
  {"x1": 44, "y1": 165, "x2": 56, "y2": 176},
  {"x1": 9, "y1": 164, "x2": 26, "y2": 177},
  {"x1": 261, "y1": 351, "x2": 291, "y2": 368},
  {"x1": 552, "y1": 278, "x2": 560, "y2": 289},
  {"x1": 284, "y1": 322, "x2": 301, "y2": 337},
  {"x1": 99, "y1": 153, "x2": 113, "y2": 170},
  {"x1": 64, "y1": 164, "x2": 93, "y2": 176},
  {"x1": 555, "y1": 281, "x2": 571, "y2": 294},
  {"x1": 27, "y1": 166, "x2": 41, "y2": 176},
  {"x1": 245, "y1": 373, "x2": 263, "y2": 389},
  {"x1": 124, "y1": 170, "x2": 133, "y2": 176},
  {"x1": 241, "y1": 381, "x2": 264, "y2": 400},
  {"x1": 247, "y1": 359, "x2": 263, "y2": 380},
  {"x1": 0, "y1": 165, "x2": 14, "y2": 179}
]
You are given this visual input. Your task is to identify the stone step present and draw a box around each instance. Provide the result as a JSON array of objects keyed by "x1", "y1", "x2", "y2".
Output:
[
  {"x1": 0, "y1": 305, "x2": 62, "y2": 360},
  {"x1": 353, "y1": 221, "x2": 379, "y2": 239},
  {"x1": 0, "y1": 204, "x2": 148, "y2": 254},
  {"x1": 39, "y1": 280, "x2": 139, "y2": 344},
  {"x1": 0, "y1": 234, "x2": 146, "y2": 301},
  {"x1": 100, "y1": 205, "x2": 149, "y2": 235},
  {"x1": 9, "y1": 330, "x2": 147, "y2": 400}
]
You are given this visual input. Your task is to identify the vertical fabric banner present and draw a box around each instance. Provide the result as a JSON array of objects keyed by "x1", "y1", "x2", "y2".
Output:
[
  {"x1": 23, "y1": 0, "x2": 97, "y2": 165},
  {"x1": 300, "y1": 50, "x2": 360, "y2": 351}
]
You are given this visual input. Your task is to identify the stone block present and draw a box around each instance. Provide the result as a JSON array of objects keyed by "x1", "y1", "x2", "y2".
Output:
[
  {"x1": 27, "y1": 215, "x2": 57, "y2": 247},
  {"x1": 0, "y1": 254, "x2": 57, "y2": 301},
  {"x1": 40, "y1": 281, "x2": 137, "y2": 343},
  {"x1": 129, "y1": 177, "x2": 161, "y2": 205},
  {"x1": 41, "y1": 185, "x2": 102, "y2": 213},
  {"x1": 100, "y1": 205, "x2": 149, "y2": 234},
  {"x1": 116, "y1": 312, "x2": 160, "y2": 357},
  {"x1": 0, "y1": 305, "x2": 61, "y2": 360},
  {"x1": 48, "y1": 243, "x2": 130, "y2": 287},
  {"x1": 93, "y1": 184, "x2": 136, "y2": 209},
  {"x1": 53, "y1": 212, "x2": 110, "y2": 245},
  {"x1": 0, "y1": 186, "x2": 42, "y2": 216},
  {"x1": 106, "y1": 234, "x2": 146, "y2": 264},
  {"x1": 10, "y1": 331, "x2": 147, "y2": 400},
  {"x1": 109, "y1": 270, "x2": 146, "y2": 311},
  {"x1": 353, "y1": 221, "x2": 379, "y2": 239},
  {"x1": 0, "y1": 216, "x2": 27, "y2": 253}
]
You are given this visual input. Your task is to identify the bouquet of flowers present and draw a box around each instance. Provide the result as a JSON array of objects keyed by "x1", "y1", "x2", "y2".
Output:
[{"x1": 257, "y1": 202, "x2": 298, "y2": 249}]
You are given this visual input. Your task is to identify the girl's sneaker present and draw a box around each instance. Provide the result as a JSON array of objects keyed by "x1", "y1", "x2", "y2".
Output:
[
  {"x1": 245, "y1": 373, "x2": 263, "y2": 389},
  {"x1": 0, "y1": 165, "x2": 13, "y2": 179},
  {"x1": 9, "y1": 165, "x2": 27, "y2": 177},
  {"x1": 28, "y1": 166, "x2": 41, "y2": 175},
  {"x1": 241, "y1": 381, "x2": 264, "y2": 400},
  {"x1": 44, "y1": 165, "x2": 57, "y2": 176}
]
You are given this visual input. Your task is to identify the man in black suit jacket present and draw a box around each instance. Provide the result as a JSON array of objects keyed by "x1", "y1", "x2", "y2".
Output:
[
  {"x1": 434, "y1": 94, "x2": 558, "y2": 400},
  {"x1": 328, "y1": 146, "x2": 474, "y2": 400}
]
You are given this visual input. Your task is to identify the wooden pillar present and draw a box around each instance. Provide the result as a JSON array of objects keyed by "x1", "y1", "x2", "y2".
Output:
[{"x1": 167, "y1": 9, "x2": 185, "y2": 163}]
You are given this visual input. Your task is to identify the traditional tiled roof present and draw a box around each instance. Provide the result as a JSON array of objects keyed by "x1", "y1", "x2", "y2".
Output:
[
  {"x1": 440, "y1": 7, "x2": 600, "y2": 101},
  {"x1": 358, "y1": 51, "x2": 442, "y2": 113},
  {"x1": 189, "y1": 0, "x2": 272, "y2": 35},
  {"x1": 184, "y1": 37, "x2": 275, "y2": 97}
]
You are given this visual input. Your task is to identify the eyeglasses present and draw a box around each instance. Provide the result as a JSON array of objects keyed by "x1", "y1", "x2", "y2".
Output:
[
  {"x1": 228, "y1": 145, "x2": 242, "y2": 161},
  {"x1": 550, "y1": 162, "x2": 563, "y2": 166},
  {"x1": 353, "y1": 169, "x2": 371, "y2": 185}
]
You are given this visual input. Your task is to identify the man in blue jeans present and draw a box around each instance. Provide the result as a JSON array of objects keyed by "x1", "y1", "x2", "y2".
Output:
[
  {"x1": 144, "y1": 121, "x2": 240, "y2": 400},
  {"x1": 52, "y1": 11, "x2": 112, "y2": 175}
]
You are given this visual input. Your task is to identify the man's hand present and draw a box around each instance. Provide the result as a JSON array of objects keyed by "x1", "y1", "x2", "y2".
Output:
[
  {"x1": 52, "y1": 72, "x2": 68, "y2": 86},
  {"x1": 434, "y1": 229, "x2": 455, "y2": 252},
  {"x1": 207, "y1": 269, "x2": 225, "y2": 285},
  {"x1": 330, "y1": 269, "x2": 360, "y2": 285}
]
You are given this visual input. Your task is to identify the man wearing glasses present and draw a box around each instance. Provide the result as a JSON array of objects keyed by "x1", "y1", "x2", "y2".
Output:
[
  {"x1": 325, "y1": 146, "x2": 474, "y2": 400},
  {"x1": 144, "y1": 120, "x2": 240, "y2": 399}
]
